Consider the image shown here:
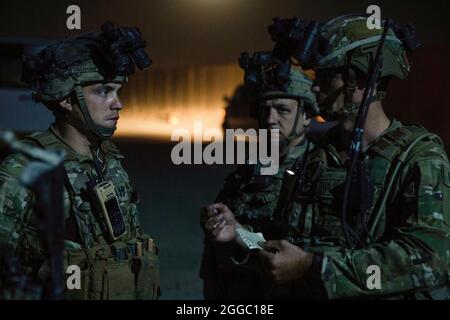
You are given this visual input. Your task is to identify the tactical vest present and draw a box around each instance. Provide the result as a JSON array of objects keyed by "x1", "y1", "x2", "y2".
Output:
[
  {"x1": 288, "y1": 122, "x2": 445, "y2": 250},
  {"x1": 219, "y1": 141, "x2": 309, "y2": 238},
  {"x1": 16, "y1": 130, "x2": 159, "y2": 300},
  {"x1": 205, "y1": 142, "x2": 310, "y2": 299}
]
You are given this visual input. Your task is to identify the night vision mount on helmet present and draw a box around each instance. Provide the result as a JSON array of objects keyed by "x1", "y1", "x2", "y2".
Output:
[
  {"x1": 239, "y1": 50, "x2": 319, "y2": 147},
  {"x1": 21, "y1": 21, "x2": 152, "y2": 142},
  {"x1": 266, "y1": 14, "x2": 421, "y2": 121}
]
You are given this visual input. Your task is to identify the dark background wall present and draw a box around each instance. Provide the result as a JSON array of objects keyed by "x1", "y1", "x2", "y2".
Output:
[
  {"x1": 385, "y1": 45, "x2": 450, "y2": 152},
  {"x1": 1, "y1": 0, "x2": 449, "y2": 69}
]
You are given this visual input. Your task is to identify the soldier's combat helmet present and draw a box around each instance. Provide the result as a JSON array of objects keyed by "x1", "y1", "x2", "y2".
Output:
[
  {"x1": 239, "y1": 50, "x2": 319, "y2": 143},
  {"x1": 259, "y1": 66, "x2": 319, "y2": 117},
  {"x1": 315, "y1": 14, "x2": 419, "y2": 121},
  {"x1": 21, "y1": 21, "x2": 151, "y2": 142}
]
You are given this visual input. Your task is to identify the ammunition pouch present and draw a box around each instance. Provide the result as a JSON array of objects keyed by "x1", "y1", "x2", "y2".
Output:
[{"x1": 63, "y1": 235, "x2": 159, "y2": 300}]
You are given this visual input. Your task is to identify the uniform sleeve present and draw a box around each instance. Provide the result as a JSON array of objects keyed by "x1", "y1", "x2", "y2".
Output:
[
  {"x1": 200, "y1": 169, "x2": 240, "y2": 280},
  {"x1": 0, "y1": 154, "x2": 34, "y2": 249},
  {"x1": 319, "y1": 155, "x2": 450, "y2": 299},
  {"x1": 200, "y1": 169, "x2": 255, "y2": 299}
]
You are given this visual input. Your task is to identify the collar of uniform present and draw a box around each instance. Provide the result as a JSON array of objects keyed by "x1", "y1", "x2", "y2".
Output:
[
  {"x1": 321, "y1": 119, "x2": 403, "y2": 165},
  {"x1": 47, "y1": 125, "x2": 92, "y2": 163},
  {"x1": 285, "y1": 138, "x2": 309, "y2": 163},
  {"x1": 100, "y1": 139, "x2": 125, "y2": 160},
  {"x1": 48, "y1": 125, "x2": 124, "y2": 162},
  {"x1": 364, "y1": 118, "x2": 402, "y2": 153}
]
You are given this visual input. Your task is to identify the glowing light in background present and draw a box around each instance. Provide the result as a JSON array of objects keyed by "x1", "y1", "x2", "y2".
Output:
[
  {"x1": 116, "y1": 63, "x2": 243, "y2": 141},
  {"x1": 168, "y1": 115, "x2": 180, "y2": 126},
  {"x1": 117, "y1": 107, "x2": 226, "y2": 141}
]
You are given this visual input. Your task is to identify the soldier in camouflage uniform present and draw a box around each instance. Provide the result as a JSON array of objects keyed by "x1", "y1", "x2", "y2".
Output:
[
  {"x1": 203, "y1": 15, "x2": 449, "y2": 300},
  {"x1": 0, "y1": 25, "x2": 160, "y2": 300},
  {"x1": 200, "y1": 64, "x2": 319, "y2": 299},
  {"x1": 297, "y1": 15, "x2": 450, "y2": 299}
]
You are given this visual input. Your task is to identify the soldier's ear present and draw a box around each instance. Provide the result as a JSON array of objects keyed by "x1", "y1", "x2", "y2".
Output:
[
  {"x1": 298, "y1": 101, "x2": 312, "y2": 125},
  {"x1": 59, "y1": 97, "x2": 73, "y2": 112},
  {"x1": 302, "y1": 111, "x2": 312, "y2": 127}
]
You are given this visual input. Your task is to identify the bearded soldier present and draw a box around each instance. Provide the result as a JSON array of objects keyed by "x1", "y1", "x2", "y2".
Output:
[
  {"x1": 203, "y1": 15, "x2": 449, "y2": 299},
  {"x1": 200, "y1": 55, "x2": 320, "y2": 299},
  {"x1": 0, "y1": 22, "x2": 160, "y2": 300}
]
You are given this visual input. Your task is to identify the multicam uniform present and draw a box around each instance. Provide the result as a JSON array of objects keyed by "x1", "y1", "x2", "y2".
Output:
[
  {"x1": 292, "y1": 120, "x2": 449, "y2": 299},
  {"x1": 200, "y1": 141, "x2": 310, "y2": 299},
  {"x1": 0, "y1": 23, "x2": 159, "y2": 300},
  {"x1": 200, "y1": 64, "x2": 320, "y2": 299},
  {"x1": 286, "y1": 15, "x2": 449, "y2": 299},
  {"x1": 0, "y1": 127, "x2": 160, "y2": 299}
]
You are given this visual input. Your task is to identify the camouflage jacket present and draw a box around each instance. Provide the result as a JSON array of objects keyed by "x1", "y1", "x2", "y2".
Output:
[
  {"x1": 200, "y1": 140, "x2": 311, "y2": 299},
  {"x1": 216, "y1": 140, "x2": 310, "y2": 234},
  {"x1": 295, "y1": 119, "x2": 450, "y2": 299},
  {"x1": 0, "y1": 126, "x2": 159, "y2": 299}
]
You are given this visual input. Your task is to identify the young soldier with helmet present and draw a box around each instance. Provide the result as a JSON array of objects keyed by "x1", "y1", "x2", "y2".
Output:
[
  {"x1": 200, "y1": 51, "x2": 320, "y2": 299},
  {"x1": 0, "y1": 22, "x2": 160, "y2": 300}
]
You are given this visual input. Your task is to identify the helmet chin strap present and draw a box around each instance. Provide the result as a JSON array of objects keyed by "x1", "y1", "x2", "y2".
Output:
[
  {"x1": 280, "y1": 101, "x2": 308, "y2": 157},
  {"x1": 330, "y1": 68, "x2": 360, "y2": 122},
  {"x1": 319, "y1": 68, "x2": 386, "y2": 123},
  {"x1": 318, "y1": 86, "x2": 344, "y2": 121},
  {"x1": 65, "y1": 86, "x2": 115, "y2": 145}
]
